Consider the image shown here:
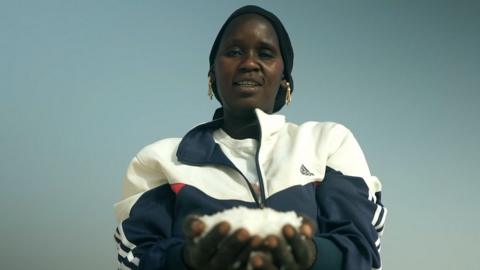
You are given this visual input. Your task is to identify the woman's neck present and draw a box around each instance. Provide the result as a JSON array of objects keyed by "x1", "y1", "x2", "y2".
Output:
[{"x1": 222, "y1": 111, "x2": 260, "y2": 140}]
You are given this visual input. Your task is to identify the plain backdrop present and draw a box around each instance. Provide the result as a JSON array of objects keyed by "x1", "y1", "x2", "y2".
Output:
[{"x1": 1, "y1": 1, "x2": 479, "y2": 269}]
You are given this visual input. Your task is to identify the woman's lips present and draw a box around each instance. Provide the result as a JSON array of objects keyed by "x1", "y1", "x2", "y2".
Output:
[
  {"x1": 233, "y1": 81, "x2": 262, "y2": 94},
  {"x1": 234, "y1": 80, "x2": 261, "y2": 87}
]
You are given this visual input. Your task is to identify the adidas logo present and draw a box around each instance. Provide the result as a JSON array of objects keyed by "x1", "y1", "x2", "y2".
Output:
[{"x1": 300, "y1": 164, "x2": 314, "y2": 176}]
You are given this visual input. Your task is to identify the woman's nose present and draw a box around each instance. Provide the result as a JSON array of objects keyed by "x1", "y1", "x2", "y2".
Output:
[{"x1": 239, "y1": 52, "x2": 260, "y2": 72}]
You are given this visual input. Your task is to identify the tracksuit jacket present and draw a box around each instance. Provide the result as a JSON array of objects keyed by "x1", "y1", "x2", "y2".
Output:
[{"x1": 114, "y1": 109, "x2": 387, "y2": 270}]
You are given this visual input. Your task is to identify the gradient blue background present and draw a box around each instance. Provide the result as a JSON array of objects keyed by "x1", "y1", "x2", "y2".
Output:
[{"x1": 1, "y1": 1, "x2": 479, "y2": 269}]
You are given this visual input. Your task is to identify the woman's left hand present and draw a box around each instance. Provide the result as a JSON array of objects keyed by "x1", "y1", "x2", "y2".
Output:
[{"x1": 249, "y1": 220, "x2": 317, "y2": 270}]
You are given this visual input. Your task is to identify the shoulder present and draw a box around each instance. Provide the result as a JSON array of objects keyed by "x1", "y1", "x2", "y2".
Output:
[
  {"x1": 134, "y1": 137, "x2": 182, "y2": 167},
  {"x1": 287, "y1": 120, "x2": 350, "y2": 133},
  {"x1": 285, "y1": 120, "x2": 353, "y2": 144},
  {"x1": 303, "y1": 121, "x2": 350, "y2": 133}
]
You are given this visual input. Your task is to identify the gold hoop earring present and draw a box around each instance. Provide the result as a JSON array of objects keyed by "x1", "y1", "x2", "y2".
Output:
[
  {"x1": 285, "y1": 82, "x2": 292, "y2": 105},
  {"x1": 208, "y1": 75, "x2": 213, "y2": 100}
]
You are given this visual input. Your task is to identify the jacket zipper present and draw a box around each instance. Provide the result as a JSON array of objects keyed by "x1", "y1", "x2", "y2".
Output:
[
  {"x1": 228, "y1": 127, "x2": 266, "y2": 208},
  {"x1": 254, "y1": 128, "x2": 266, "y2": 208},
  {"x1": 230, "y1": 128, "x2": 266, "y2": 208},
  {"x1": 178, "y1": 122, "x2": 266, "y2": 208},
  {"x1": 180, "y1": 159, "x2": 264, "y2": 208},
  {"x1": 231, "y1": 166, "x2": 264, "y2": 208}
]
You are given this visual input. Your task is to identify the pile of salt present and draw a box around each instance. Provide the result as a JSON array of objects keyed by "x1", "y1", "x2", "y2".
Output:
[{"x1": 198, "y1": 206, "x2": 303, "y2": 238}]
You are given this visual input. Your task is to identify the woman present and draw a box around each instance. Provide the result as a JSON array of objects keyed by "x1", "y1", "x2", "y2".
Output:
[{"x1": 114, "y1": 5, "x2": 386, "y2": 270}]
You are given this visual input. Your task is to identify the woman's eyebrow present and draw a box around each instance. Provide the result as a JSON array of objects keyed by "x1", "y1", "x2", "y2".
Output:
[
  {"x1": 258, "y1": 41, "x2": 277, "y2": 50},
  {"x1": 222, "y1": 38, "x2": 277, "y2": 48},
  {"x1": 223, "y1": 38, "x2": 245, "y2": 45}
]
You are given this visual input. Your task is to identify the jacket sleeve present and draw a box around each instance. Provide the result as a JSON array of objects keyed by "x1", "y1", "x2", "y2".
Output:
[
  {"x1": 309, "y1": 125, "x2": 386, "y2": 270},
  {"x1": 113, "y1": 152, "x2": 188, "y2": 270},
  {"x1": 310, "y1": 168, "x2": 385, "y2": 270}
]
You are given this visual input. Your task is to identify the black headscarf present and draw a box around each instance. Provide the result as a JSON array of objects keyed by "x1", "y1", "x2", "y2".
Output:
[{"x1": 209, "y1": 5, "x2": 294, "y2": 119}]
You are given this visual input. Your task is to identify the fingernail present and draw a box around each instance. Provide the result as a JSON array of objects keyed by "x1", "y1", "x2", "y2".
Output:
[
  {"x1": 300, "y1": 224, "x2": 313, "y2": 237},
  {"x1": 192, "y1": 220, "x2": 204, "y2": 235},
  {"x1": 218, "y1": 222, "x2": 230, "y2": 235},
  {"x1": 251, "y1": 255, "x2": 263, "y2": 268},
  {"x1": 236, "y1": 229, "x2": 249, "y2": 241},
  {"x1": 264, "y1": 235, "x2": 278, "y2": 249},
  {"x1": 283, "y1": 225, "x2": 295, "y2": 238}
]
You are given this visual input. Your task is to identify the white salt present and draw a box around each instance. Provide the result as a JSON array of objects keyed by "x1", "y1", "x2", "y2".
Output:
[{"x1": 198, "y1": 206, "x2": 303, "y2": 238}]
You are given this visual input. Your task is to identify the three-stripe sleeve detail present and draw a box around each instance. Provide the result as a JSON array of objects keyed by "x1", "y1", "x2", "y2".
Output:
[{"x1": 114, "y1": 224, "x2": 140, "y2": 269}]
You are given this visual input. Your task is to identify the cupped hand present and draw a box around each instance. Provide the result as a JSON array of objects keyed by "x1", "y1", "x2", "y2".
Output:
[
  {"x1": 249, "y1": 219, "x2": 317, "y2": 270},
  {"x1": 183, "y1": 216, "x2": 262, "y2": 270}
]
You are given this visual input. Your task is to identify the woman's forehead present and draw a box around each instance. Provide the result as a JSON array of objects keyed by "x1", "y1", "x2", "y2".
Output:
[{"x1": 220, "y1": 14, "x2": 279, "y2": 45}]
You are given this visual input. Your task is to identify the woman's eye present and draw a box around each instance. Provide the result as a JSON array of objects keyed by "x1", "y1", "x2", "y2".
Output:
[
  {"x1": 225, "y1": 49, "x2": 242, "y2": 57},
  {"x1": 259, "y1": 50, "x2": 274, "y2": 58}
]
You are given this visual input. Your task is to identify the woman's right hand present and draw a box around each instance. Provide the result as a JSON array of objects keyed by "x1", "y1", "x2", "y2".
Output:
[
  {"x1": 183, "y1": 216, "x2": 261, "y2": 270},
  {"x1": 247, "y1": 219, "x2": 317, "y2": 270}
]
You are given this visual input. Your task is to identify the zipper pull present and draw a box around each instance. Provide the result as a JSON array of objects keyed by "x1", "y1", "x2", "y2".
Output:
[{"x1": 259, "y1": 201, "x2": 264, "y2": 208}]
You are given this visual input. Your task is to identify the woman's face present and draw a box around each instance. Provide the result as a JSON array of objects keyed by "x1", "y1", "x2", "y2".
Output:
[{"x1": 213, "y1": 14, "x2": 284, "y2": 118}]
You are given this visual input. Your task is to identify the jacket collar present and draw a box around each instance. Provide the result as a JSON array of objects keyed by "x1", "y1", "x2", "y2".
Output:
[
  {"x1": 255, "y1": 108, "x2": 286, "y2": 138},
  {"x1": 176, "y1": 109, "x2": 286, "y2": 165}
]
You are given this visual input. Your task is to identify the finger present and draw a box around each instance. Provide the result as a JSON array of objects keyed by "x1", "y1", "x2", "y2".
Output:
[
  {"x1": 250, "y1": 252, "x2": 277, "y2": 270},
  {"x1": 232, "y1": 235, "x2": 263, "y2": 270},
  {"x1": 183, "y1": 216, "x2": 205, "y2": 239},
  {"x1": 190, "y1": 221, "x2": 231, "y2": 266},
  {"x1": 183, "y1": 217, "x2": 207, "y2": 268},
  {"x1": 283, "y1": 225, "x2": 315, "y2": 269},
  {"x1": 264, "y1": 235, "x2": 297, "y2": 270},
  {"x1": 299, "y1": 218, "x2": 316, "y2": 238},
  {"x1": 210, "y1": 228, "x2": 250, "y2": 269}
]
